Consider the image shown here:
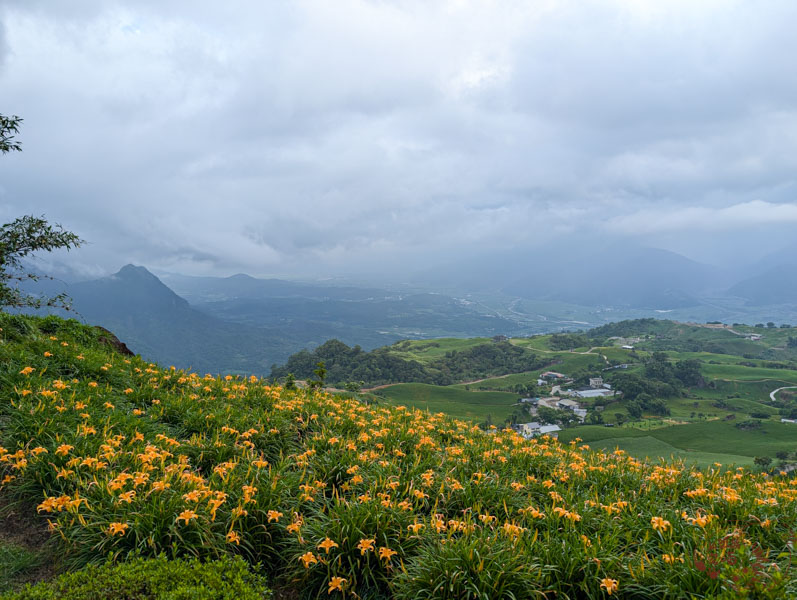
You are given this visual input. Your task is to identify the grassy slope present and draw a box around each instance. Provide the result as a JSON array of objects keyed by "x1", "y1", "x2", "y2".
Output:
[
  {"x1": 376, "y1": 383, "x2": 518, "y2": 421},
  {"x1": 2, "y1": 314, "x2": 796, "y2": 599},
  {"x1": 385, "y1": 338, "x2": 492, "y2": 364}
]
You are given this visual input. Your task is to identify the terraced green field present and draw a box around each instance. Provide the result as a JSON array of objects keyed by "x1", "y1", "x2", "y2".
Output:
[
  {"x1": 702, "y1": 363, "x2": 797, "y2": 384},
  {"x1": 559, "y1": 421, "x2": 797, "y2": 467},
  {"x1": 451, "y1": 371, "x2": 541, "y2": 391},
  {"x1": 375, "y1": 383, "x2": 518, "y2": 421},
  {"x1": 580, "y1": 435, "x2": 755, "y2": 469}
]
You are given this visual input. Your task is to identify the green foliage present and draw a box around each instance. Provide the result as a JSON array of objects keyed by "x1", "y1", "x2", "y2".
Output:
[
  {"x1": 393, "y1": 529, "x2": 552, "y2": 600},
  {"x1": 0, "y1": 543, "x2": 41, "y2": 593},
  {"x1": 0, "y1": 215, "x2": 84, "y2": 310},
  {"x1": 1, "y1": 555, "x2": 271, "y2": 600},
  {"x1": 272, "y1": 339, "x2": 546, "y2": 386},
  {"x1": 0, "y1": 114, "x2": 22, "y2": 154},
  {"x1": 609, "y1": 354, "x2": 703, "y2": 416},
  {"x1": 548, "y1": 333, "x2": 590, "y2": 350},
  {"x1": 588, "y1": 318, "x2": 668, "y2": 339},
  {"x1": 537, "y1": 406, "x2": 579, "y2": 427}
]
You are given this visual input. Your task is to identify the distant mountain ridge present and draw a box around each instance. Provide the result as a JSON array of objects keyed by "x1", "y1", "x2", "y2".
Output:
[
  {"x1": 24, "y1": 265, "x2": 523, "y2": 374},
  {"x1": 416, "y1": 243, "x2": 728, "y2": 309},
  {"x1": 61, "y1": 265, "x2": 297, "y2": 374},
  {"x1": 727, "y1": 264, "x2": 797, "y2": 306}
]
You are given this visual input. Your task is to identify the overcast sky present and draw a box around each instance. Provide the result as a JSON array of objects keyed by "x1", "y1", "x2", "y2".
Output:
[{"x1": 1, "y1": 0, "x2": 796, "y2": 280}]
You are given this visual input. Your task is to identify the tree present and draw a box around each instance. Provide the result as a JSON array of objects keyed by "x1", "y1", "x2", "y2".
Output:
[
  {"x1": 753, "y1": 456, "x2": 772, "y2": 469},
  {"x1": 284, "y1": 373, "x2": 297, "y2": 390},
  {"x1": 586, "y1": 410, "x2": 604, "y2": 425},
  {"x1": 626, "y1": 400, "x2": 643, "y2": 419},
  {"x1": 308, "y1": 361, "x2": 327, "y2": 390},
  {"x1": 344, "y1": 381, "x2": 364, "y2": 394},
  {"x1": 1, "y1": 215, "x2": 84, "y2": 310},
  {"x1": 1, "y1": 115, "x2": 85, "y2": 310},
  {"x1": 0, "y1": 114, "x2": 23, "y2": 154}
]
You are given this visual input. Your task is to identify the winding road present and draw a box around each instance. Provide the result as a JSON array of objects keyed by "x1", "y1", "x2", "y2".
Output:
[{"x1": 770, "y1": 386, "x2": 797, "y2": 402}]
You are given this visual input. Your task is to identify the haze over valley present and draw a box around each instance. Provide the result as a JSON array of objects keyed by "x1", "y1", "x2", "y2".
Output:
[{"x1": 23, "y1": 238, "x2": 797, "y2": 375}]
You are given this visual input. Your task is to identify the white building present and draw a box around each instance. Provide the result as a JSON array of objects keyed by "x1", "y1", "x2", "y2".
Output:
[
  {"x1": 556, "y1": 398, "x2": 581, "y2": 411},
  {"x1": 589, "y1": 377, "x2": 603, "y2": 388},
  {"x1": 574, "y1": 388, "x2": 615, "y2": 399},
  {"x1": 538, "y1": 424, "x2": 562, "y2": 438},
  {"x1": 513, "y1": 422, "x2": 562, "y2": 439}
]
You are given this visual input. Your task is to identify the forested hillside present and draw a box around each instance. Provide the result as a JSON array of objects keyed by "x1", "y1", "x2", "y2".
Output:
[{"x1": 271, "y1": 338, "x2": 548, "y2": 386}]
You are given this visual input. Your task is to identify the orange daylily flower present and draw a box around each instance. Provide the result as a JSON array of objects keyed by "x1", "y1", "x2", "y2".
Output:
[{"x1": 317, "y1": 538, "x2": 339, "y2": 554}]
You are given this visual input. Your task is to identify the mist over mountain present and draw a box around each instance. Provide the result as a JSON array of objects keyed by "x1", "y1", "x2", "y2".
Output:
[
  {"x1": 60, "y1": 265, "x2": 299, "y2": 374},
  {"x1": 415, "y1": 243, "x2": 730, "y2": 309},
  {"x1": 727, "y1": 265, "x2": 797, "y2": 307},
  {"x1": 159, "y1": 272, "x2": 390, "y2": 304},
  {"x1": 21, "y1": 265, "x2": 529, "y2": 373}
]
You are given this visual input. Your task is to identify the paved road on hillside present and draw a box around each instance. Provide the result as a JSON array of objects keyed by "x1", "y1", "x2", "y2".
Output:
[{"x1": 770, "y1": 386, "x2": 797, "y2": 402}]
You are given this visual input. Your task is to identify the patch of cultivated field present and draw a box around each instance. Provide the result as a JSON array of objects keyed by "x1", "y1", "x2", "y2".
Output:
[{"x1": 376, "y1": 383, "x2": 518, "y2": 421}]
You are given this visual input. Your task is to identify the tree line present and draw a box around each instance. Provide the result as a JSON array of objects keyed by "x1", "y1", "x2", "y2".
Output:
[{"x1": 271, "y1": 339, "x2": 549, "y2": 387}]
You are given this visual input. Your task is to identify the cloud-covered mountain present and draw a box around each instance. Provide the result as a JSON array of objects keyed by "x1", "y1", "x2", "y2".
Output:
[
  {"x1": 23, "y1": 265, "x2": 530, "y2": 373},
  {"x1": 418, "y1": 244, "x2": 726, "y2": 310}
]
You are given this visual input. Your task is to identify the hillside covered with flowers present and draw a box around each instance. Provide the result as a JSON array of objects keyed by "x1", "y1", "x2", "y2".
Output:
[{"x1": 1, "y1": 314, "x2": 795, "y2": 599}]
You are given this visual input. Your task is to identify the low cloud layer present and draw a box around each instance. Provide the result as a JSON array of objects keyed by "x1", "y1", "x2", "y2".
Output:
[{"x1": 1, "y1": 0, "x2": 796, "y2": 279}]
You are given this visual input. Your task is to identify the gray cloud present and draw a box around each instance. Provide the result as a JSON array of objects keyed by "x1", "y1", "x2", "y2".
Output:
[{"x1": 0, "y1": 0, "x2": 796, "y2": 279}]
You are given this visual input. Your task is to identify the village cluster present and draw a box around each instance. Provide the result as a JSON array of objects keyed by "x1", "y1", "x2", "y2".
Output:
[{"x1": 512, "y1": 372, "x2": 618, "y2": 439}]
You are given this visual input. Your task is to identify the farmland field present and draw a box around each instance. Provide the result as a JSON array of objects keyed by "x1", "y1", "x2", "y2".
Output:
[
  {"x1": 375, "y1": 383, "x2": 518, "y2": 421},
  {"x1": 581, "y1": 435, "x2": 756, "y2": 469}
]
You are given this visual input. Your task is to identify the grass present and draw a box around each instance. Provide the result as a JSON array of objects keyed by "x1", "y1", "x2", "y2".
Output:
[
  {"x1": 376, "y1": 383, "x2": 519, "y2": 421},
  {"x1": 451, "y1": 371, "x2": 541, "y2": 391},
  {"x1": 580, "y1": 436, "x2": 756, "y2": 470},
  {"x1": 386, "y1": 338, "x2": 492, "y2": 363},
  {"x1": 560, "y1": 420, "x2": 797, "y2": 461},
  {"x1": 653, "y1": 420, "x2": 797, "y2": 456},
  {"x1": 0, "y1": 542, "x2": 40, "y2": 593},
  {"x1": 702, "y1": 364, "x2": 797, "y2": 384}
]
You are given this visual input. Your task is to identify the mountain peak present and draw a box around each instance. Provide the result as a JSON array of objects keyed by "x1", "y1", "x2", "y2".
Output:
[{"x1": 115, "y1": 264, "x2": 158, "y2": 280}]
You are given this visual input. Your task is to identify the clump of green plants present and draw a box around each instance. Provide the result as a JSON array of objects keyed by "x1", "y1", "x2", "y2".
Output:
[{"x1": 1, "y1": 555, "x2": 271, "y2": 600}]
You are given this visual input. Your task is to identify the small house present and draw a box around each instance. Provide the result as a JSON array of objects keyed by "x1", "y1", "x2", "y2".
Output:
[
  {"x1": 541, "y1": 371, "x2": 566, "y2": 380},
  {"x1": 556, "y1": 398, "x2": 581, "y2": 411},
  {"x1": 538, "y1": 424, "x2": 562, "y2": 439}
]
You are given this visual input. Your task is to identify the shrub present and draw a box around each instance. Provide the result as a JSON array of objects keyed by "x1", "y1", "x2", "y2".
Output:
[
  {"x1": 1, "y1": 555, "x2": 271, "y2": 600},
  {"x1": 392, "y1": 529, "x2": 553, "y2": 600}
]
